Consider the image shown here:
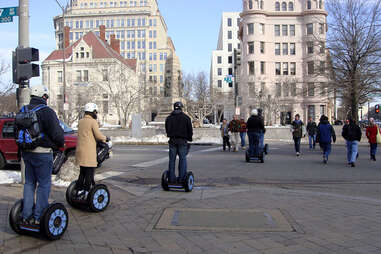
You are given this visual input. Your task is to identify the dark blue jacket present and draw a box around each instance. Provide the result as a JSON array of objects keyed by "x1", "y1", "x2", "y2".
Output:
[{"x1": 317, "y1": 120, "x2": 336, "y2": 144}]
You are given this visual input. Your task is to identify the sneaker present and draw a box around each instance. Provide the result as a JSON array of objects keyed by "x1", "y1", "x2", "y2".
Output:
[{"x1": 296, "y1": 152, "x2": 300, "y2": 156}]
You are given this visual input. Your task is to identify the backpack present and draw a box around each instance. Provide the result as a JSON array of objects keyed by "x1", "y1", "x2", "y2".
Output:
[{"x1": 15, "y1": 104, "x2": 47, "y2": 150}]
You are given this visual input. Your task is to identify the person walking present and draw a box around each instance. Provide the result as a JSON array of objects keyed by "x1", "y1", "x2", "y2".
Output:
[
  {"x1": 229, "y1": 115, "x2": 241, "y2": 152},
  {"x1": 220, "y1": 119, "x2": 231, "y2": 151},
  {"x1": 165, "y1": 102, "x2": 193, "y2": 183},
  {"x1": 366, "y1": 118, "x2": 379, "y2": 161},
  {"x1": 258, "y1": 108, "x2": 265, "y2": 151},
  {"x1": 75, "y1": 103, "x2": 107, "y2": 199},
  {"x1": 316, "y1": 115, "x2": 336, "y2": 164},
  {"x1": 342, "y1": 117, "x2": 362, "y2": 167},
  {"x1": 17, "y1": 85, "x2": 64, "y2": 227},
  {"x1": 307, "y1": 117, "x2": 318, "y2": 150},
  {"x1": 247, "y1": 109, "x2": 265, "y2": 158},
  {"x1": 239, "y1": 118, "x2": 247, "y2": 150},
  {"x1": 291, "y1": 114, "x2": 304, "y2": 156}
]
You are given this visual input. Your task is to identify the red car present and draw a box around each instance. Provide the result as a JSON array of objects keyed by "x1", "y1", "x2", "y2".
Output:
[{"x1": 0, "y1": 115, "x2": 77, "y2": 172}]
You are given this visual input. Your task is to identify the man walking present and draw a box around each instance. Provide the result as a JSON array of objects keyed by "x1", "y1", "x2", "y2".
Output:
[
  {"x1": 307, "y1": 117, "x2": 318, "y2": 150},
  {"x1": 165, "y1": 102, "x2": 193, "y2": 183},
  {"x1": 291, "y1": 114, "x2": 304, "y2": 156},
  {"x1": 229, "y1": 115, "x2": 241, "y2": 152},
  {"x1": 239, "y1": 118, "x2": 247, "y2": 150},
  {"x1": 247, "y1": 109, "x2": 265, "y2": 158},
  {"x1": 220, "y1": 119, "x2": 231, "y2": 151},
  {"x1": 342, "y1": 117, "x2": 362, "y2": 167},
  {"x1": 316, "y1": 115, "x2": 336, "y2": 164}
]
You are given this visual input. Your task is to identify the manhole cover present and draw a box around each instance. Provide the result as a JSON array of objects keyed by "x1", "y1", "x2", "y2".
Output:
[{"x1": 153, "y1": 208, "x2": 294, "y2": 232}]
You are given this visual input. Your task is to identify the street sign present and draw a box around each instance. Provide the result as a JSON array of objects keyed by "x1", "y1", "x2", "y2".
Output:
[
  {"x1": 0, "y1": 16, "x2": 13, "y2": 23},
  {"x1": 0, "y1": 7, "x2": 18, "y2": 18},
  {"x1": 224, "y1": 75, "x2": 233, "y2": 83}
]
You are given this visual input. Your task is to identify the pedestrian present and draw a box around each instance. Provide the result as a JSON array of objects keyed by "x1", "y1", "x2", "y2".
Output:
[
  {"x1": 165, "y1": 102, "x2": 193, "y2": 183},
  {"x1": 75, "y1": 103, "x2": 107, "y2": 199},
  {"x1": 291, "y1": 114, "x2": 304, "y2": 156},
  {"x1": 316, "y1": 115, "x2": 336, "y2": 164},
  {"x1": 239, "y1": 118, "x2": 247, "y2": 150},
  {"x1": 366, "y1": 118, "x2": 379, "y2": 161},
  {"x1": 229, "y1": 115, "x2": 241, "y2": 152},
  {"x1": 220, "y1": 119, "x2": 231, "y2": 151},
  {"x1": 342, "y1": 117, "x2": 362, "y2": 167},
  {"x1": 307, "y1": 117, "x2": 318, "y2": 150},
  {"x1": 258, "y1": 108, "x2": 265, "y2": 151},
  {"x1": 247, "y1": 109, "x2": 265, "y2": 158},
  {"x1": 16, "y1": 85, "x2": 64, "y2": 228}
]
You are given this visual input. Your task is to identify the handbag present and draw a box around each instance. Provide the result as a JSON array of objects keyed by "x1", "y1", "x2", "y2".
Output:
[{"x1": 377, "y1": 127, "x2": 381, "y2": 144}]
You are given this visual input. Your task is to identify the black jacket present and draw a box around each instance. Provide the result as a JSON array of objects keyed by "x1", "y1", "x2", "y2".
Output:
[
  {"x1": 26, "y1": 97, "x2": 65, "y2": 150},
  {"x1": 246, "y1": 115, "x2": 265, "y2": 133},
  {"x1": 307, "y1": 122, "x2": 317, "y2": 136},
  {"x1": 165, "y1": 110, "x2": 193, "y2": 144},
  {"x1": 342, "y1": 122, "x2": 362, "y2": 142}
]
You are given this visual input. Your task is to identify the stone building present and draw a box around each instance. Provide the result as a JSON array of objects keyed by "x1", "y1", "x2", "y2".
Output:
[{"x1": 239, "y1": 0, "x2": 333, "y2": 125}]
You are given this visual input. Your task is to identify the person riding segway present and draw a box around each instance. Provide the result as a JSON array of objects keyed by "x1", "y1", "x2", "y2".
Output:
[{"x1": 246, "y1": 109, "x2": 266, "y2": 163}]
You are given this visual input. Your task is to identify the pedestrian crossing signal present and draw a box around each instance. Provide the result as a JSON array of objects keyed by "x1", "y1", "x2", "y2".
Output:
[{"x1": 376, "y1": 104, "x2": 380, "y2": 114}]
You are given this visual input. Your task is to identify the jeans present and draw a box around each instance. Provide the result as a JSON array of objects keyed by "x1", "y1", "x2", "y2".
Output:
[
  {"x1": 168, "y1": 143, "x2": 188, "y2": 183},
  {"x1": 222, "y1": 136, "x2": 231, "y2": 151},
  {"x1": 308, "y1": 135, "x2": 316, "y2": 149},
  {"x1": 76, "y1": 166, "x2": 95, "y2": 191},
  {"x1": 320, "y1": 143, "x2": 332, "y2": 160},
  {"x1": 370, "y1": 143, "x2": 377, "y2": 156},
  {"x1": 259, "y1": 132, "x2": 264, "y2": 150},
  {"x1": 240, "y1": 132, "x2": 246, "y2": 147},
  {"x1": 293, "y1": 137, "x2": 301, "y2": 153},
  {"x1": 248, "y1": 132, "x2": 261, "y2": 157},
  {"x1": 22, "y1": 152, "x2": 53, "y2": 221},
  {"x1": 346, "y1": 141, "x2": 359, "y2": 163}
]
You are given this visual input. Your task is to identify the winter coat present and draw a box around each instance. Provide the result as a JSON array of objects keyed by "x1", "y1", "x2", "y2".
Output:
[
  {"x1": 239, "y1": 120, "x2": 247, "y2": 133},
  {"x1": 229, "y1": 119, "x2": 241, "y2": 133},
  {"x1": 307, "y1": 122, "x2": 318, "y2": 136},
  {"x1": 220, "y1": 122, "x2": 229, "y2": 137},
  {"x1": 342, "y1": 122, "x2": 362, "y2": 142},
  {"x1": 247, "y1": 115, "x2": 265, "y2": 133},
  {"x1": 75, "y1": 115, "x2": 107, "y2": 167},
  {"x1": 366, "y1": 125, "x2": 379, "y2": 144},
  {"x1": 316, "y1": 120, "x2": 336, "y2": 144},
  {"x1": 25, "y1": 97, "x2": 64, "y2": 150},
  {"x1": 291, "y1": 120, "x2": 304, "y2": 138},
  {"x1": 165, "y1": 110, "x2": 193, "y2": 144}
]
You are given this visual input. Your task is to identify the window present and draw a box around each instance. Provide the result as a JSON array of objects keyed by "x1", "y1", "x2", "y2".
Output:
[
  {"x1": 308, "y1": 83, "x2": 315, "y2": 96},
  {"x1": 319, "y1": 61, "x2": 326, "y2": 74},
  {"x1": 218, "y1": 80, "x2": 222, "y2": 88},
  {"x1": 102, "y1": 69, "x2": 108, "y2": 81},
  {"x1": 283, "y1": 62, "x2": 289, "y2": 75},
  {"x1": 283, "y1": 83, "x2": 290, "y2": 97},
  {"x1": 218, "y1": 68, "x2": 222, "y2": 76},
  {"x1": 260, "y1": 61, "x2": 265, "y2": 74},
  {"x1": 217, "y1": 56, "x2": 222, "y2": 64},
  {"x1": 291, "y1": 83, "x2": 297, "y2": 96},
  {"x1": 290, "y1": 43, "x2": 296, "y2": 55},
  {"x1": 290, "y1": 25, "x2": 295, "y2": 36},
  {"x1": 248, "y1": 23, "x2": 254, "y2": 35},
  {"x1": 307, "y1": 23, "x2": 313, "y2": 35},
  {"x1": 289, "y1": 2, "x2": 294, "y2": 11},
  {"x1": 320, "y1": 105, "x2": 326, "y2": 116},
  {"x1": 319, "y1": 0, "x2": 323, "y2": 9},
  {"x1": 228, "y1": 56, "x2": 233, "y2": 64},
  {"x1": 259, "y1": 23, "x2": 265, "y2": 34},
  {"x1": 282, "y1": 2, "x2": 287, "y2": 11},
  {"x1": 260, "y1": 0, "x2": 264, "y2": 9},
  {"x1": 283, "y1": 43, "x2": 288, "y2": 55},
  {"x1": 307, "y1": 0, "x2": 311, "y2": 9},
  {"x1": 319, "y1": 23, "x2": 325, "y2": 34},
  {"x1": 228, "y1": 68, "x2": 233, "y2": 75},
  {"x1": 307, "y1": 61, "x2": 314, "y2": 75},
  {"x1": 282, "y1": 25, "x2": 288, "y2": 36},
  {"x1": 307, "y1": 41, "x2": 314, "y2": 54},
  {"x1": 2, "y1": 121, "x2": 15, "y2": 138},
  {"x1": 290, "y1": 62, "x2": 296, "y2": 75},
  {"x1": 319, "y1": 42, "x2": 325, "y2": 53},
  {"x1": 275, "y1": 43, "x2": 281, "y2": 55},
  {"x1": 228, "y1": 43, "x2": 232, "y2": 52},
  {"x1": 83, "y1": 70, "x2": 89, "y2": 81},
  {"x1": 248, "y1": 0, "x2": 253, "y2": 9},
  {"x1": 308, "y1": 105, "x2": 315, "y2": 120},
  {"x1": 260, "y1": 41, "x2": 265, "y2": 53},
  {"x1": 228, "y1": 18, "x2": 232, "y2": 27},
  {"x1": 228, "y1": 30, "x2": 232, "y2": 39},
  {"x1": 248, "y1": 61, "x2": 255, "y2": 75},
  {"x1": 275, "y1": 62, "x2": 281, "y2": 75},
  {"x1": 76, "y1": 70, "x2": 82, "y2": 82},
  {"x1": 57, "y1": 71, "x2": 63, "y2": 83},
  {"x1": 275, "y1": 25, "x2": 280, "y2": 36},
  {"x1": 248, "y1": 41, "x2": 255, "y2": 54},
  {"x1": 275, "y1": 1, "x2": 280, "y2": 11},
  {"x1": 249, "y1": 82, "x2": 256, "y2": 97},
  {"x1": 276, "y1": 83, "x2": 282, "y2": 96},
  {"x1": 320, "y1": 82, "x2": 327, "y2": 95}
]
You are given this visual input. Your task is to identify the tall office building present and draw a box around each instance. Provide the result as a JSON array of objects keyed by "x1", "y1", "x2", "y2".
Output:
[
  {"x1": 239, "y1": 0, "x2": 333, "y2": 125},
  {"x1": 210, "y1": 12, "x2": 241, "y2": 121}
]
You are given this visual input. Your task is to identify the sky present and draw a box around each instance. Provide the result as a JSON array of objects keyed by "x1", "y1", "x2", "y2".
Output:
[{"x1": 0, "y1": 0, "x2": 241, "y2": 86}]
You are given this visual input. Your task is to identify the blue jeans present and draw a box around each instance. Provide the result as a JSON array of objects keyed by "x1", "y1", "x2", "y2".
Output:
[
  {"x1": 346, "y1": 141, "x2": 358, "y2": 163},
  {"x1": 248, "y1": 132, "x2": 261, "y2": 157},
  {"x1": 168, "y1": 143, "x2": 188, "y2": 183},
  {"x1": 293, "y1": 137, "x2": 301, "y2": 153},
  {"x1": 320, "y1": 143, "x2": 331, "y2": 160},
  {"x1": 22, "y1": 152, "x2": 53, "y2": 221},
  {"x1": 259, "y1": 132, "x2": 264, "y2": 150},
  {"x1": 308, "y1": 135, "x2": 316, "y2": 149},
  {"x1": 240, "y1": 132, "x2": 246, "y2": 147},
  {"x1": 370, "y1": 143, "x2": 377, "y2": 156}
]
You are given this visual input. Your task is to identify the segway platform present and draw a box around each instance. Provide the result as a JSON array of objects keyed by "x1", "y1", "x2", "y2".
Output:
[
  {"x1": 246, "y1": 150, "x2": 264, "y2": 163},
  {"x1": 161, "y1": 170, "x2": 194, "y2": 192}
]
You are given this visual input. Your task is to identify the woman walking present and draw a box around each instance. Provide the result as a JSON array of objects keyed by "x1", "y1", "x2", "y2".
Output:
[{"x1": 366, "y1": 118, "x2": 379, "y2": 161}]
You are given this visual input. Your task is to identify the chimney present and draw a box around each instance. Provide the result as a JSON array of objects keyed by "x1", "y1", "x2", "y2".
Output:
[
  {"x1": 110, "y1": 34, "x2": 120, "y2": 54},
  {"x1": 99, "y1": 25, "x2": 106, "y2": 42},
  {"x1": 64, "y1": 26, "x2": 70, "y2": 48}
]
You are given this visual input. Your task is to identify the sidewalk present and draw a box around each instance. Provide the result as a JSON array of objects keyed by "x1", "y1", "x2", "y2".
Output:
[{"x1": 1, "y1": 179, "x2": 381, "y2": 254}]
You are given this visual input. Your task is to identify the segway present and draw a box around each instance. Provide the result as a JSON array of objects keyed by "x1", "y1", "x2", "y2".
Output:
[
  {"x1": 161, "y1": 170, "x2": 194, "y2": 192},
  {"x1": 246, "y1": 140, "x2": 265, "y2": 163},
  {"x1": 9, "y1": 199, "x2": 68, "y2": 240},
  {"x1": 66, "y1": 141, "x2": 112, "y2": 212}
]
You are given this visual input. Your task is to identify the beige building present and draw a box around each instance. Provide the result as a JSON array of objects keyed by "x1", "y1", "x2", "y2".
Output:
[
  {"x1": 239, "y1": 0, "x2": 333, "y2": 125},
  {"x1": 53, "y1": 0, "x2": 180, "y2": 120}
]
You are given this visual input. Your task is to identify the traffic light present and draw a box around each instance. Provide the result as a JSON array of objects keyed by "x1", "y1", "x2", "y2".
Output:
[
  {"x1": 234, "y1": 49, "x2": 241, "y2": 67},
  {"x1": 12, "y1": 47, "x2": 40, "y2": 85},
  {"x1": 376, "y1": 104, "x2": 380, "y2": 114}
]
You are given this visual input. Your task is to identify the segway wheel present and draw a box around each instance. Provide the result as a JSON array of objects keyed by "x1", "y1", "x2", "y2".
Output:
[
  {"x1": 65, "y1": 181, "x2": 77, "y2": 207},
  {"x1": 9, "y1": 199, "x2": 24, "y2": 235},
  {"x1": 260, "y1": 153, "x2": 264, "y2": 163},
  {"x1": 184, "y1": 172, "x2": 194, "y2": 192},
  {"x1": 245, "y1": 151, "x2": 250, "y2": 162},
  {"x1": 264, "y1": 144, "x2": 269, "y2": 155},
  {"x1": 161, "y1": 171, "x2": 170, "y2": 191},
  {"x1": 41, "y1": 203, "x2": 68, "y2": 241},
  {"x1": 89, "y1": 184, "x2": 110, "y2": 212}
]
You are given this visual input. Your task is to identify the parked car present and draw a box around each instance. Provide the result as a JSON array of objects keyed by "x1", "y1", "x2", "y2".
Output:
[{"x1": 0, "y1": 116, "x2": 77, "y2": 173}]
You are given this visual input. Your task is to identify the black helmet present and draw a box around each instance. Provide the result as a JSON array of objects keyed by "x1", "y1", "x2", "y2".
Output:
[{"x1": 174, "y1": 101, "x2": 184, "y2": 110}]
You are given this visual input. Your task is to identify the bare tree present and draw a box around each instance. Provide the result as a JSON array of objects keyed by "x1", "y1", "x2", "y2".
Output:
[
  {"x1": 326, "y1": 0, "x2": 381, "y2": 122},
  {"x1": 0, "y1": 60, "x2": 17, "y2": 115}
]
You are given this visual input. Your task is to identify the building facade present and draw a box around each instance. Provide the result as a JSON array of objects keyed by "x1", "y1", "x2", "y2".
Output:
[
  {"x1": 239, "y1": 0, "x2": 333, "y2": 125},
  {"x1": 210, "y1": 12, "x2": 241, "y2": 121}
]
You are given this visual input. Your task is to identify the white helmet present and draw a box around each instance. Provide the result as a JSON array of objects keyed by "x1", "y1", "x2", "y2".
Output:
[
  {"x1": 30, "y1": 85, "x2": 49, "y2": 98},
  {"x1": 251, "y1": 109, "x2": 258, "y2": 116},
  {"x1": 84, "y1": 103, "x2": 98, "y2": 113}
]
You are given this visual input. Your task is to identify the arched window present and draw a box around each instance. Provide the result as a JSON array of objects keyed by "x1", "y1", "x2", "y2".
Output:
[
  {"x1": 282, "y1": 2, "x2": 287, "y2": 11},
  {"x1": 275, "y1": 1, "x2": 280, "y2": 11},
  {"x1": 248, "y1": 0, "x2": 253, "y2": 9},
  {"x1": 319, "y1": 0, "x2": 323, "y2": 9},
  {"x1": 289, "y1": 2, "x2": 294, "y2": 11},
  {"x1": 260, "y1": 0, "x2": 264, "y2": 9},
  {"x1": 307, "y1": 0, "x2": 311, "y2": 9}
]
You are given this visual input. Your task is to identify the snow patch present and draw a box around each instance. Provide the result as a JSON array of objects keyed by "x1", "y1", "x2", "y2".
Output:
[{"x1": 0, "y1": 171, "x2": 21, "y2": 184}]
